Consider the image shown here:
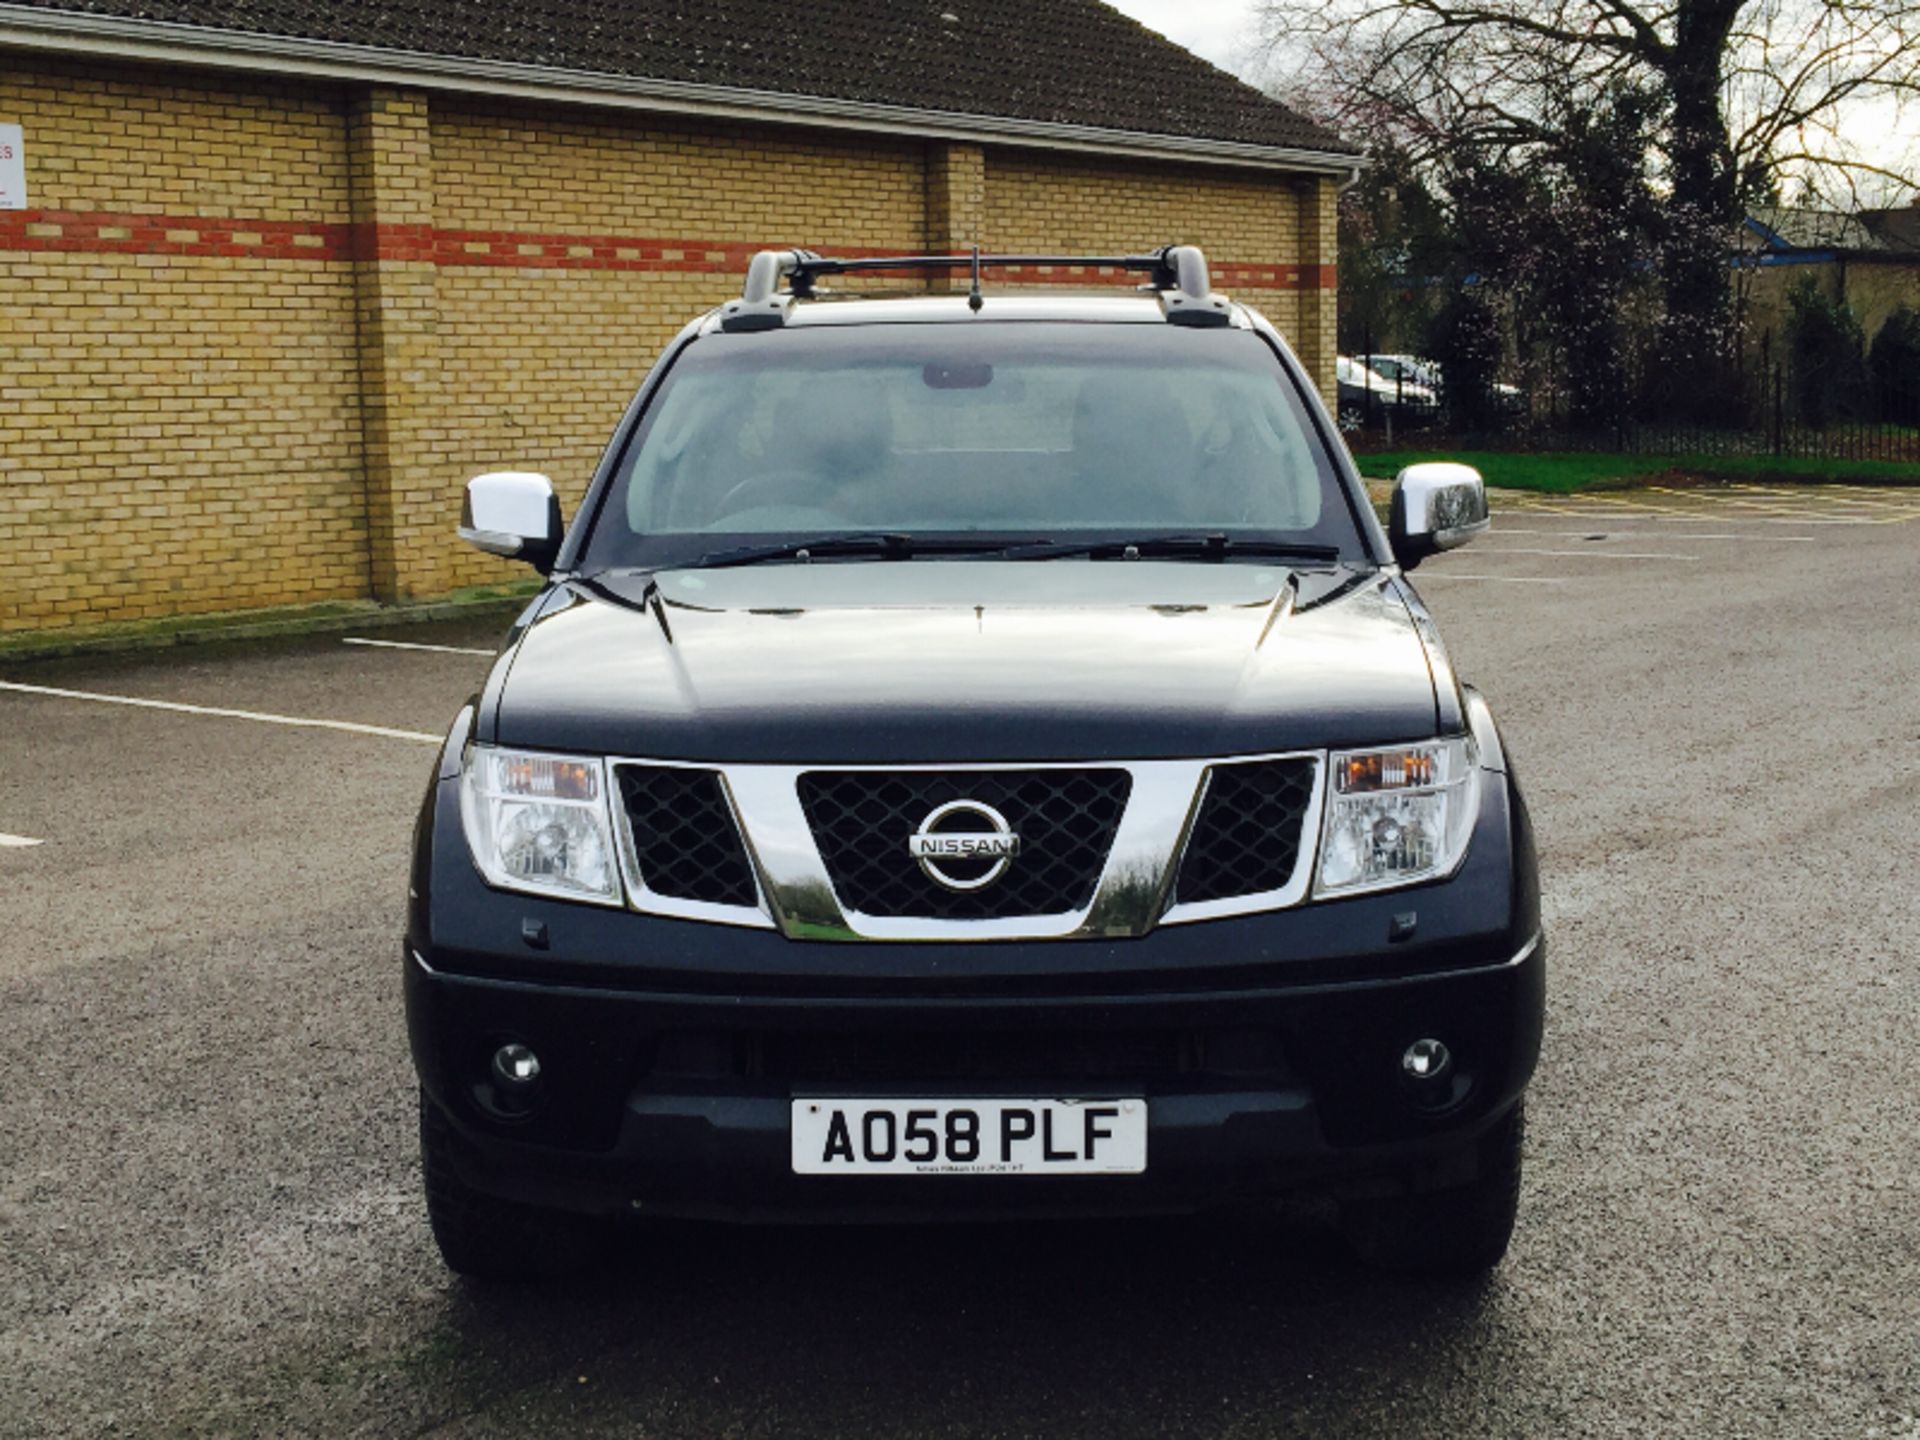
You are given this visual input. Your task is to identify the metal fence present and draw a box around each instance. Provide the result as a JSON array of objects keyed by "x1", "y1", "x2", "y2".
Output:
[{"x1": 1338, "y1": 331, "x2": 1920, "y2": 465}]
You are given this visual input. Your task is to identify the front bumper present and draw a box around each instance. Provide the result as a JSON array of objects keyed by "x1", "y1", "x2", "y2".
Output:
[{"x1": 407, "y1": 932, "x2": 1542, "y2": 1221}]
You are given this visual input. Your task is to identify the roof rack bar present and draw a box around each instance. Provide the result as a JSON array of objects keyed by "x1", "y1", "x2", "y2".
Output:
[
  {"x1": 721, "y1": 243, "x2": 1233, "y2": 329},
  {"x1": 783, "y1": 250, "x2": 1177, "y2": 296}
]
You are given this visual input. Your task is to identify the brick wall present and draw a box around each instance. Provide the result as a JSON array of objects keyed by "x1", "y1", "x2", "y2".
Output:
[
  {"x1": 979, "y1": 153, "x2": 1340, "y2": 395},
  {"x1": 0, "y1": 56, "x2": 1339, "y2": 635},
  {"x1": 422, "y1": 100, "x2": 931, "y2": 595},
  {"x1": 983, "y1": 149, "x2": 1303, "y2": 312},
  {"x1": 0, "y1": 59, "x2": 366, "y2": 632}
]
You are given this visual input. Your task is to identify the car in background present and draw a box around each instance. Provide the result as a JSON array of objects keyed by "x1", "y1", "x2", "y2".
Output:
[
  {"x1": 1335, "y1": 355, "x2": 1438, "y2": 430},
  {"x1": 1366, "y1": 355, "x2": 1526, "y2": 417}
]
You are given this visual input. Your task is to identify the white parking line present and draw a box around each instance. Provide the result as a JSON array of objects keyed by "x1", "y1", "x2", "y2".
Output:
[
  {"x1": 1535, "y1": 498, "x2": 1671, "y2": 514},
  {"x1": 0, "y1": 681, "x2": 440, "y2": 743},
  {"x1": 1530, "y1": 483, "x2": 1918, "y2": 523},
  {"x1": 342, "y1": 636, "x2": 495, "y2": 657},
  {"x1": 1511, "y1": 513, "x2": 1649, "y2": 521},
  {"x1": 0, "y1": 833, "x2": 45, "y2": 847},
  {"x1": 1492, "y1": 527, "x2": 1815, "y2": 543},
  {"x1": 1502, "y1": 512, "x2": 1916, "y2": 531},
  {"x1": 1644, "y1": 486, "x2": 1915, "y2": 522},
  {"x1": 1473, "y1": 545, "x2": 1699, "y2": 561},
  {"x1": 1642, "y1": 513, "x2": 1882, "y2": 526},
  {"x1": 1724, "y1": 484, "x2": 1912, "y2": 510},
  {"x1": 1504, "y1": 503, "x2": 1869, "y2": 525},
  {"x1": 1414, "y1": 573, "x2": 1570, "y2": 585}
]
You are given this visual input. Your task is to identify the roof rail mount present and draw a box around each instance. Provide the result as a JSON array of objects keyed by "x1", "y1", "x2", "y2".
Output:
[
  {"x1": 717, "y1": 248, "x2": 818, "y2": 332},
  {"x1": 718, "y1": 244, "x2": 1233, "y2": 331}
]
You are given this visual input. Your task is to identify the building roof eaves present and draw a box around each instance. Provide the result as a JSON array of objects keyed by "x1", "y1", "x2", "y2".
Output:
[{"x1": 0, "y1": 4, "x2": 1367, "y2": 174}]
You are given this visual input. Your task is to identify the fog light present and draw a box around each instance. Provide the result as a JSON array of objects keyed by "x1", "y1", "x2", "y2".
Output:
[
  {"x1": 492, "y1": 1042, "x2": 541, "y2": 1088},
  {"x1": 1402, "y1": 1037, "x2": 1451, "y2": 1082}
]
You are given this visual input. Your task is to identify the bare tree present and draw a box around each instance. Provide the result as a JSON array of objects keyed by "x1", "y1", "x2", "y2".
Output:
[{"x1": 1255, "y1": 0, "x2": 1920, "y2": 360}]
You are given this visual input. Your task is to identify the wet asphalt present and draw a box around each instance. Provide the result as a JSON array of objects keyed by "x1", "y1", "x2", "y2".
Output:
[{"x1": 2, "y1": 485, "x2": 1917, "y2": 1438}]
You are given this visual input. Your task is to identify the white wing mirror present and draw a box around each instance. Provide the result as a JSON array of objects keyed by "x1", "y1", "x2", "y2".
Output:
[
  {"x1": 1388, "y1": 463, "x2": 1489, "y2": 570},
  {"x1": 459, "y1": 471, "x2": 562, "y2": 572}
]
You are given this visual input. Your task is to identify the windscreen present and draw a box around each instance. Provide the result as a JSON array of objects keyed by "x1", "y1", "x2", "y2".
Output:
[{"x1": 579, "y1": 321, "x2": 1365, "y2": 568}]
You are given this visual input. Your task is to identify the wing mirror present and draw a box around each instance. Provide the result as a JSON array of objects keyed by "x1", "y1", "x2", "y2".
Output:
[
  {"x1": 459, "y1": 471, "x2": 562, "y2": 572},
  {"x1": 1388, "y1": 462, "x2": 1489, "y2": 570}
]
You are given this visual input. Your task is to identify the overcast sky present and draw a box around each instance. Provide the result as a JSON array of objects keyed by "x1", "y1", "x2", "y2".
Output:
[
  {"x1": 1104, "y1": 0, "x2": 1915, "y2": 202},
  {"x1": 1106, "y1": 0, "x2": 1255, "y2": 71}
]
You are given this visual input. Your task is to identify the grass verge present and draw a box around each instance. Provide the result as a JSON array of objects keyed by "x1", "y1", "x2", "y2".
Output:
[{"x1": 1353, "y1": 450, "x2": 1920, "y2": 492}]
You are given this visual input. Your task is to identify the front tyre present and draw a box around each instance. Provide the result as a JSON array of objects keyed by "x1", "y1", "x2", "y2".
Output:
[
  {"x1": 1341, "y1": 1102, "x2": 1524, "y2": 1277},
  {"x1": 420, "y1": 1089, "x2": 594, "y2": 1281}
]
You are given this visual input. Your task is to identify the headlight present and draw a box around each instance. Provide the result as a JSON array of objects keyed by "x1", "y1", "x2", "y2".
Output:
[
  {"x1": 1313, "y1": 737, "x2": 1479, "y2": 897},
  {"x1": 459, "y1": 745, "x2": 622, "y2": 905}
]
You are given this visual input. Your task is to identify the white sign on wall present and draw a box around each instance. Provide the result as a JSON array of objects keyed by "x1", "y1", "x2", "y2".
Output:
[{"x1": 0, "y1": 125, "x2": 25, "y2": 210}]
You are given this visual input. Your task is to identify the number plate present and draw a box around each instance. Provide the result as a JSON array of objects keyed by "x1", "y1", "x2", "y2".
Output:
[{"x1": 790, "y1": 1098, "x2": 1146, "y2": 1175}]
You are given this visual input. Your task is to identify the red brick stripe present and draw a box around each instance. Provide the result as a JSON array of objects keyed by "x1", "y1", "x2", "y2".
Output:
[
  {"x1": 0, "y1": 210, "x2": 1335, "y2": 287},
  {"x1": 0, "y1": 210, "x2": 353, "y2": 260},
  {"x1": 988, "y1": 261, "x2": 1331, "y2": 290},
  {"x1": 424, "y1": 229, "x2": 905, "y2": 272},
  {"x1": 355, "y1": 222, "x2": 435, "y2": 263}
]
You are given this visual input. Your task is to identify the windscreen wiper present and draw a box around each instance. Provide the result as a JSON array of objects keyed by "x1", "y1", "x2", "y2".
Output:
[
  {"x1": 674, "y1": 532, "x2": 1010, "y2": 570},
  {"x1": 994, "y1": 534, "x2": 1346, "y2": 564}
]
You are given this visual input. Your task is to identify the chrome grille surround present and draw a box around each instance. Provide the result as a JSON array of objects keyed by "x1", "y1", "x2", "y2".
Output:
[{"x1": 605, "y1": 753, "x2": 1327, "y2": 941}]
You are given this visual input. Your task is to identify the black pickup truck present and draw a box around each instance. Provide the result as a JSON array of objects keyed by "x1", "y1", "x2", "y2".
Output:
[{"x1": 407, "y1": 246, "x2": 1543, "y2": 1281}]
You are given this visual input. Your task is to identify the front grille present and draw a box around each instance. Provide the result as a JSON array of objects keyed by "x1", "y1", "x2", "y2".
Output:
[
  {"x1": 1174, "y1": 758, "x2": 1317, "y2": 904},
  {"x1": 797, "y1": 769, "x2": 1131, "y2": 920},
  {"x1": 615, "y1": 764, "x2": 760, "y2": 908}
]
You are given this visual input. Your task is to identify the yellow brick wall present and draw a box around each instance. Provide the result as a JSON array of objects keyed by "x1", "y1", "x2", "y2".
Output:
[
  {"x1": 0, "y1": 59, "x2": 1334, "y2": 635},
  {"x1": 429, "y1": 271, "x2": 719, "y2": 594},
  {"x1": 1293, "y1": 176, "x2": 1340, "y2": 409},
  {"x1": 425, "y1": 101, "x2": 932, "y2": 594},
  {"x1": 926, "y1": 140, "x2": 987, "y2": 253},
  {"x1": 349, "y1": 88, "x2": 443, "y2": 602},
  {"x1": 0, "y1": 57, "x2": 346, "y2": 220},
  {"x1": 433, "y1": 102, "x2": 928, "y2": 241},
  {"x1": 0, "y1": 59, "x2": 365, "y2": 633},
  {"x1": 979, "y1": 151, "x2": 1337, "y2": 406},
  {"x1": 982, "y1": 150, "x2": 1304, "y2": 326}
]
